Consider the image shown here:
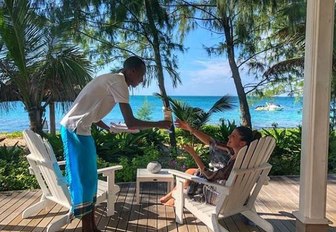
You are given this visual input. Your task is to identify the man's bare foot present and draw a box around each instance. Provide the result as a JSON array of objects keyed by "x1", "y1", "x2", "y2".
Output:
[{"x1": 163, "y1": 198, "x2": 175, "y2": 207}]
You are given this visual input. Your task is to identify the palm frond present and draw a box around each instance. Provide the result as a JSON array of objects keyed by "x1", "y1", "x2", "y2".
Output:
[
  {"x1": 208, "y1": 95, "x2": 233, "y2": 114},
  {"x1": 154, "y1": 93, "x2": 233, "y2": 129},
  {"x1": 263, "y1": 57, "x2": 304, "y2": 78}
]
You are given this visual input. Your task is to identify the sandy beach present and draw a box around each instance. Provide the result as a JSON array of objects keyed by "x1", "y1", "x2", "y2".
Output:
[{"x1": 0, "y1": 137, "x2": 26, "y2": 147}]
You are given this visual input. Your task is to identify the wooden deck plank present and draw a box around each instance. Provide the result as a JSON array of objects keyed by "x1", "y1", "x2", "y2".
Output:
[
  {"x1": 262, "y1": 178, "x2": 297, "y2": 231},
  {"x1": 0, "y1": 190, "x2": 40, "y2": 229},
  {"x1": 95, "y1": 202, "x2": 111, "y2": 231},
  {"x1": 105, "y1": 182, "x2": 129, "y2": 231},
  {"x1": 162, "y1": 197, "x2": 178, "y2": 232},
  {"x1": 2, "y1": 176, "x2": 336, "y2": 231},
  {"x1": 156, "y1": 184, "x2": 168, "y2": 232},
  {"x1": 145, "y1": 182, "x2": 157, "y2": 231},
  {"x1": 32, "y1": 203, "x2": 64, "y2": 232},
  {"x1": 257, "y1": 183, "x2": 294, "y2": 232},
  {"x1": 0, "y1": 191, "x2": 21, "y2": 207},
  {"x1": 0, "y1": 190, "x2": 31, "y2": 216},
  {"x1": 117, "y1": 182, "x2": 136, "y2": 230},
  {"x1": 125, "y1": 182, "x2": 142, "y2": 231},
  {"x1": 95, "y1": 183, "x2": 126, "y2": 231},
  {"x1": 1, "y1": 190, "x2": 42, "y2": 232},
  {"x1": 134, "y1": 182, "x2": 149, "y2": 231}
]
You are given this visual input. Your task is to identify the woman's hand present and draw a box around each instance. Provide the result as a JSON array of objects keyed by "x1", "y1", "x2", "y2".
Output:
[{"x1": 181, "y1": 144, "x2": 207, "y2": 171}]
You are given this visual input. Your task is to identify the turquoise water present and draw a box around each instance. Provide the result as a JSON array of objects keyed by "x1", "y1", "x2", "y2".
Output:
[{"x1": 0, "y1": 96, "x2": 303, "y2": 132}]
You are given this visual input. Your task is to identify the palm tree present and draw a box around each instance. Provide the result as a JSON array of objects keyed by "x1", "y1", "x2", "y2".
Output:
[
  {"x1": 167, "y1": 95, "x2": 233, "y2": 128},
  {"x1": 156, "y1": 94, "x2": 233, "y2": 129},
  {"x1": 0, "y1": 0, "x2": 92, "y2": 134},
  {"x1": 159, "y1": 94, "x2": 233, "y2": 145}
]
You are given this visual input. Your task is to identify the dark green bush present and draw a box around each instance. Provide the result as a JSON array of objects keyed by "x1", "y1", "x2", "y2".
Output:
[
  {"x1": 0, "y1": 144, "x2": 38, "y2": 191},
  {"x1": 45, "y1": 133, "x2": 64, "y2": 160},
  {"x1": 117, "y1": 146, "x2": 162, "y2": 182},
  {"x1": 262, "y1": 126, "x2": 302, "y2": 175},
  {"x1": 202, "y1": 119, "x2": 237, "y2": 143},
  {"x1": 327, "y1": 130, "x2": 336, "y2": 173},
  {"x1": 6, "y1": 122, "x2": 336, "y2": 191}
]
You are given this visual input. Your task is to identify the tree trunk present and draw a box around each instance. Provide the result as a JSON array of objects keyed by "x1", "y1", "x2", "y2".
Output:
[
  {"x1": 27, "y1": 106, "x2": 44, "y2": 134},
  {"x1": 49, "y1": 101, "x2": 56, "y2": 135},
  {"x1": 222, "y1": 18, "x2": 252, "y2": 128},
  {"x1": 145, "y1": 0, "x2": 177, "y2": 148},
  {"x1": 228, "y1": 55, "x2": 252, "y2": 128}
]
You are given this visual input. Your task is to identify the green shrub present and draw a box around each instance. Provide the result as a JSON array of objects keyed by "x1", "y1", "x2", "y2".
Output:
[
  {"x1": 92, "y1": 126, "x2": 166, "y2": 162},
  {"x1": 45, "y1": 133, "x2": 64, "y2": 160},
  {"x1": 117, "y1": 146, "x2": 162, "y2": 182},
  {"x1": 202, "y1": 119, "x2": 237, "y2": 143},
  {"x1": 0, "y1": 131, "x2": 22, "y2": 138},
  {"x1": 0, "y1": 144, "x2": 38, "y2": 191},
  {"x1": 327, "y1": 130, "x2": 336, "y2": 173},
  {"x1": 262, "y1": 126, "x2": 302, "y2": 175},
  {"x1": 8, "y1": 121, "x2": 336, "y2": 191}
]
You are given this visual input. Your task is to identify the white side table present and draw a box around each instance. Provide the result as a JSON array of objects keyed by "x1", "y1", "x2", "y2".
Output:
[{"x1": 136, "y1": 168, "x2": 174, "y2": 204}]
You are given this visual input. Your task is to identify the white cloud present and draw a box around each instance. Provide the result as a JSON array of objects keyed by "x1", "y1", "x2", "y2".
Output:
[
  {"x1": 132, "y1": 58, "x2": 240, "y2": 96},
  {"x1": 183, "y1": 59, "x2": 232, "y2": 85}
]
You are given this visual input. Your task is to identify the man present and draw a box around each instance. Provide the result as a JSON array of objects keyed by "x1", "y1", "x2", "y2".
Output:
[{"x1": 60, "y1": 56, "x2": 171, "y2": 232}]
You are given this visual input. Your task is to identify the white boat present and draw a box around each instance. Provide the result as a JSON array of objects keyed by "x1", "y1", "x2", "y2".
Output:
[{"x1": 255, "y1": 102, "x2": 284, "y2": 111}]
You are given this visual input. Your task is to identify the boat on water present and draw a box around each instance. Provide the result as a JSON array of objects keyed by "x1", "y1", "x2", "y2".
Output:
[{"x1": 255, "y1": 102, "x2": 284, "y2": 111}]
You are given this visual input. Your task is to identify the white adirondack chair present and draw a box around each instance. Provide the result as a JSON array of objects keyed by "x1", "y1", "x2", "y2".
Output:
[
  {"x1": 22, "y1": 129, "x2": 123, "y2": 232},
  {"x1": 169, "y1": 136, "x2": 276, "y2": 232}
]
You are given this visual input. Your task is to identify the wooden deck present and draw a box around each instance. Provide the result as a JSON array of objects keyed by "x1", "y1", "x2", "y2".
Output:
[{"x1": 1, "y1": 176, "x2": 336, "y2": 232}]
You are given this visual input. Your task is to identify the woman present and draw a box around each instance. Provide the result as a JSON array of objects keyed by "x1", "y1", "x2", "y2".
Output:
[{"x1": 160, "y1": 119, "x2": 261, "y2": 206}]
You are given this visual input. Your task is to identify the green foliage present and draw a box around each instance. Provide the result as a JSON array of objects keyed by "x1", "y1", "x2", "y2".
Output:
[
  {"x1": 262, "y1": 126, "x2": 302, "y2": 175},
  {"x1": 0, "y1": 1, "x2": 92, "y2": 133},
  {"x1": 0, "y1": 144, "x2": 38, "y2": 191},
  {"x1": 0, "y1": 131, "x2": 22, "y2": 138},
  {"x1": 136, "y1": 98, "x2": 153, "y2": 120},
  {"x1": 45, "y1": 133, "x2": 64, "y2": 160},
  {"x1": 327, "y1": 131, "x2": 336, "y2": 173},
  {"x1": 91, "y1": 126, "x2": 165, "y2": 163},
  {"x1": 174, "y1": 144, "x2": 209, "y2": 171},
  {"x1": 117, "y1": 146, "x2": 162, "y2": 182},
  {"x1": 6, "y1": 121, "x2": 336, "y2": 191},
  {"x1": 202, "y1": 119, "x2": 237, "y2": 143},
  {"x1": 158, "y1": 94, "x2": 233, "y2": 130}
]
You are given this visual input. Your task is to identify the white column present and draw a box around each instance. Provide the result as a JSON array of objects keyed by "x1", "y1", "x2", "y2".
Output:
[{"x1": 293, "y1": 0, "x2": 334, "y2": 225}]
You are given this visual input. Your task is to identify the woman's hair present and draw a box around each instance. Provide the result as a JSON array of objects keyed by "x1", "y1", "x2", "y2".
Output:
[{"x1": 235, "y1": 126, "x2": 262, "y2": 145}]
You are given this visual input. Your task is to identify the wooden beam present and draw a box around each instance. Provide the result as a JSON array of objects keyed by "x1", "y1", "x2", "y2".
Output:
[{"x1": 293, "y1": 0, "x2": 335, "y2": 230}]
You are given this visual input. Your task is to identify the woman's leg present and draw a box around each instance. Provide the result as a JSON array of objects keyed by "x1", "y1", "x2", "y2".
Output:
[
  {"x1": 160, "y1": 168, "x2": 199, "y2": 206},
  {"x1": 184, "y1": 168, "x2": 198, "y2": 187},
  {"x1": 163, "y1": 198, "x2": 175, "y2": 206},
  {"x1": 160, "y1": 190, "x2": 174, "y2": 203}
]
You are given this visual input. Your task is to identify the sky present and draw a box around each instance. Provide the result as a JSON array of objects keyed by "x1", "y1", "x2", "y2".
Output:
[{"x1": 98, "y1": 28, "x2": 253, "y2": 97}]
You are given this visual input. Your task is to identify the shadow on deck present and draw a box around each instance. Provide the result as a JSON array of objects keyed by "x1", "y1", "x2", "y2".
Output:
[{"x1": 1, "y1": 176, "x2": 336, "y2": 231}]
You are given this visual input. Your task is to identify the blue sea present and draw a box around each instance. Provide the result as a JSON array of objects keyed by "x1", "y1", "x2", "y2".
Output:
[{"x1": 0, "y1": 96, "x2": 303, "y2": 133}]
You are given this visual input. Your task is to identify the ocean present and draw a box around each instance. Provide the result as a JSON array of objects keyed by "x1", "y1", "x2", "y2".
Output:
[{"x1": 0, "y1": 96, "x2": 303, "y2": 133}]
